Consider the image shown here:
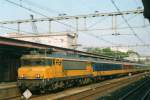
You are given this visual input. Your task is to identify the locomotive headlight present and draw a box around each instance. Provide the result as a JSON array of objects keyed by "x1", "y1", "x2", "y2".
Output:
[
  {"x1": 21, "y1": 74, "x2": 25, "y2": 78},
  {"x1": 36, "y1": 74, "x2": 40, "y2": 78}
]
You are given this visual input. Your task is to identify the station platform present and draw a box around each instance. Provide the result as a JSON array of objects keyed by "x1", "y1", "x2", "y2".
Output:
[{"x1": 0, "y1": 82, "x2": 20, "y2": 99}]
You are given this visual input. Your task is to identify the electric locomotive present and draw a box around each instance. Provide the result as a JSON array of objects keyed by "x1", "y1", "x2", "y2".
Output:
[{"x1": 17, "y1": 54, "x2": 148, "y2": 93}]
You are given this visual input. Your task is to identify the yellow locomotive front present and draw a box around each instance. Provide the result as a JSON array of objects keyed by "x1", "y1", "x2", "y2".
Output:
[
  {"x1": 17, "y1": 55, "x2": 56, "y2": 92},
  {"x1": 17, "y1": 54, "x2": 93, "y2": 93}
]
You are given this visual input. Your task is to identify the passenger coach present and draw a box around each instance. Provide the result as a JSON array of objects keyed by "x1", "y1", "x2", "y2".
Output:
[{"x1": 17, "y1": 54, "x2": 148, "y2": 93}]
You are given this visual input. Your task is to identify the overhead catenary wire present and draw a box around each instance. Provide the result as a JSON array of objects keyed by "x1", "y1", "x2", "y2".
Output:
[
  {"x1": 0, "y1": 1, "x2": 143, "y2": 33},
  {"x1": 5, "y1": 0, "x2": 76, "y2": 30},
  {"x1": 110, "y1": 0, "x2": 146, "y2": 44},
  {"x1": 83, "y1": 43, "x2": 150, "y2": 50},
  {"x1": 117, "y1": 14, "x2": 138, "y2": 27},
  {"x1": 87, "y1": 16, "x2": 107, "y2": 29},
  {"x1": 0, "y1": 24, "x2": 36, "y2": 34},
  {"x1": 4, "y1": 0, "x2": 119, "y2": 46},
  {"x1": 83, "y1": 31, "x2": 117, "y2": 45},
  {"x1": 0, "y1": 25, "x2": 76, "y2": 45},
  {"x1": 4, "y1": 0, "x2": 148, "y2": 49},
  {"x1": 78, "y1": 25, "x2": 150, "y2": 32},
  {"x1": 0, "y1": 23, "x2": 150, "y2": 50},
  {"x1": 86, "y1": 14, "x2": 139, "y2": 32},
  {"x1": 22, "y1": 0, "x2": 61, "y2": 15},
  {"x1": 0, "y1": 9, "x2": 143, "y2": 25},
  {"x1": 5, "y1": 0, "x2": 48, "y2": 18},
  {"x1": 1, "y1": 25, "x2": 145, "y2": 37}
]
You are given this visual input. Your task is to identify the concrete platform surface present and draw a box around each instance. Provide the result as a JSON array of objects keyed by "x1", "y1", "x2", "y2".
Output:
[{"x1": 0, "y1": 82, "x2": 20, "y2": 99}]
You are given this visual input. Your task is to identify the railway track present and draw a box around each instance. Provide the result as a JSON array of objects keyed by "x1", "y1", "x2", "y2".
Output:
[
  {"x1": 30, "y1": 72, "x2": 149, "y2": 100},
  {"x1": 58, "y1": 75, "x2": 143, "y2": 100},
  {"x1": 5, "y1": 72, "x2": 150, "y2": 100},
  {"x1": 118, "y1": 77, "x2": 150, "y2": 100},
  {"x1": 141, "y1": 88, "x2": 150, "y2": 100}
]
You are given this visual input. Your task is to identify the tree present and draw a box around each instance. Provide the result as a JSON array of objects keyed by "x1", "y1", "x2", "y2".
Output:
[{"x1": 86, "y1": 47, "x2": 129, "y2": 59}]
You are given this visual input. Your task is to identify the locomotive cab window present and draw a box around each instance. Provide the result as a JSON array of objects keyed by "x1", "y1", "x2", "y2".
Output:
[
  {"x1": 53, "y1": 59, "x2": 62, "y2": 66},
  {"x1": 21, "y1": 59, "x2": 52, "y2": 66}
]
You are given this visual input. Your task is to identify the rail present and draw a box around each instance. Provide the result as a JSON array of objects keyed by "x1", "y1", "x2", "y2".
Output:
[
  {"x1": 119, "y1": 79, "x2": 150, "y2": 100},
  {"x1": 4, "y1": 72, "x2": 149, "y2": 100},
  {"x1": 30, "y1": 72, "x2": 149, "y2": 100},
  {"x1": 141, "y1": 88, "x2": 150, "y2": 100}
]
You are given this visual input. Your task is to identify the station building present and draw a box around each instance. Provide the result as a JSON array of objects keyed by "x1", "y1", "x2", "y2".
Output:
[{"x1": 6, "y1": 32, "x2": 76, "y2": 49}]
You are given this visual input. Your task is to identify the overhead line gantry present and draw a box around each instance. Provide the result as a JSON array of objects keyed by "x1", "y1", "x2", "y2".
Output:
[{"x1": 0, "y1": 9, "x2": 143, "y2": 24}]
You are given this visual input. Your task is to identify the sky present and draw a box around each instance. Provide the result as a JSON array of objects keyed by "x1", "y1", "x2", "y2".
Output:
[{"x1": 0, "y1": 0, "x2": 150, "y2": 56}]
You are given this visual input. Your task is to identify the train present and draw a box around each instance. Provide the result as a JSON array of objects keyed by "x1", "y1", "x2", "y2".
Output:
[{"x1": 17, "y1": 54, "x2": 149, "y2": 93}]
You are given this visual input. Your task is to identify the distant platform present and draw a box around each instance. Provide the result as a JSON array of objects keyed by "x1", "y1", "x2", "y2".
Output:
[
  {"x1": 0, "y1": 82, "x2": 16, "y2": 89},
  {"x1": 0, "y1": 82, "x2": 20, "y2": 99}
]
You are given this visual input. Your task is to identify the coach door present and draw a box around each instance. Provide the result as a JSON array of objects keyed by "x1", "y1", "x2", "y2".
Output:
[{"x1": 53, "y1": 58, "x2": 63, "y2": 77}]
